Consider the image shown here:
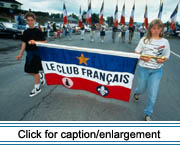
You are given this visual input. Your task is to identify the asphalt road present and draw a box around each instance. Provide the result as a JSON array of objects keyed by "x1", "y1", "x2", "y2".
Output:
[{"x1": 0, "y1": 31, "x2": 180, "y2": 121}]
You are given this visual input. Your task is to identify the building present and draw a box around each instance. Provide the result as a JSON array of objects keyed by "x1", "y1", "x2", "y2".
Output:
[{"x1": 0, "y1": 0, "x2": 22, "y2": 10}]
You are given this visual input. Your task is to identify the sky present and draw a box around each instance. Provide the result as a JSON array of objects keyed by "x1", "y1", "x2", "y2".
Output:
[{"x1": 17, "y1": 0, "x2": 180, "y2": 23}]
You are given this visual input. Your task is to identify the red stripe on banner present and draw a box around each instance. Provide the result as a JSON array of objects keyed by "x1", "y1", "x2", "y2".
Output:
[{"x1": 45, "y1": 73, "x2": 131, "y2": 102}]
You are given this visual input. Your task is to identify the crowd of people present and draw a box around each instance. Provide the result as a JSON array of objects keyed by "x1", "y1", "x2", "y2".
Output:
[{"x1": 41, "y1": 21, "x2": 149, "y2": 45}]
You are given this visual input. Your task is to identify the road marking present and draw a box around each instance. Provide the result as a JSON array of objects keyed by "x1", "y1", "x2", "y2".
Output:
[{"x1": 171, "y1": 51, "x2": 180, "y2": 58}]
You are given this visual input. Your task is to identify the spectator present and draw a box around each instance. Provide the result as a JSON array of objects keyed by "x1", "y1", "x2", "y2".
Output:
[
  {"x1": 128, "y1": 25, "x2": 135, "y2": 44},
  {"x1": 112, "y1": 26, "x2": 117, "y2": 43},
  {"x1": 100, "y1": 27, "x2": 106, "y2": 43},
  {"x1": 139, "y1": 23, "x2": 146, "y2": 39}
]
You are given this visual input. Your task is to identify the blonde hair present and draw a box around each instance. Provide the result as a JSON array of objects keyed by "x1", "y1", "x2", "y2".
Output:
[{"x1": 144, "y1": 19, "x2": 164, "y2": 44}]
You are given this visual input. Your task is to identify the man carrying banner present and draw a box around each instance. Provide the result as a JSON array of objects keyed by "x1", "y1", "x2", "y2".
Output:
[
  {"x1": 134, "y1": 19, "x2": 170, "y2": 121},
  {"x1": 16, "y1": 12, "x2": 47, "y2": 97}
]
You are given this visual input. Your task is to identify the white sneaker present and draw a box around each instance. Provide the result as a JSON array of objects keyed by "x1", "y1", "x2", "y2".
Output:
[
  {"x1": 145, "y1": 115, "x2": 152, "y2": 121},
  {"x1": 29, "y1": 88, "x2": 41, "y2": 97}
]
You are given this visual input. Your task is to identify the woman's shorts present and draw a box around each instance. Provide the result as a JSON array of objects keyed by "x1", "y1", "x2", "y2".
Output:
[{"x1": 24, "y1": 55, "x2": 43, "y2": 74}]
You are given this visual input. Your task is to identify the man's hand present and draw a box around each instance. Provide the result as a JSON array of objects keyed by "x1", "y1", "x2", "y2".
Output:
[
  {"x1": 16, "y1": 54, "x2": 22, "y2": 60},
  {"x1": 28, "y1": 40, "x2": 36, "y2": 45}
]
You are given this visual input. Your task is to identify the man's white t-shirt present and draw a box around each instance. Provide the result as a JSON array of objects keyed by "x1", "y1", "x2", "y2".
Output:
[{"x1": 135, "y1": 37, "x2": 170, "y2": 69}]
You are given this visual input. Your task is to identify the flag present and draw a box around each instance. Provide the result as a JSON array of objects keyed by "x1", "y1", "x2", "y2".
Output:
[
  {"x1": 113, "y1": 4, "x2": 118, "y2": 27},
  {"x1": 37, "y1": 43, "x2": 140, "y2": 102},
  {"x1": 120, "y1": 3, "x2": 125, "y2": 25},
  {"x1": 99, "y1": 0, "x2": 104, "y2": 25},
  {"x1": 78, "y1": 6, "x2": 83, "y2": 28},
  {"x1": 63, "y1": 3, "x2": 68, "y2": 25},
  {"x1": 129, "y1": 3, "x2": 135, "y2": 27},
  {"x1": 170, "y1": 2, "x2": 179, "y2": 31},
  {"x1": 158, "y1": 0, "x2": 163, "y2": 19},
  {"x1": 144, "y1": 4, "x2": 148, "y2": 29},
  {"x1": 86, "y1": 0, "x2": 92, "y2": 25}
]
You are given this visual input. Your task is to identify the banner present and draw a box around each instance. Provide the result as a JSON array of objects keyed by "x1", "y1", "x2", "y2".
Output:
[{"x1": 37, "y1": 43, "x2": 140, "y2": 102}]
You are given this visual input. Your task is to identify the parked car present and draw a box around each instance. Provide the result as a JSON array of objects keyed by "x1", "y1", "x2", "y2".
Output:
[{"x1": 0, "y1": 22, "x2": 23, "y2": 39}]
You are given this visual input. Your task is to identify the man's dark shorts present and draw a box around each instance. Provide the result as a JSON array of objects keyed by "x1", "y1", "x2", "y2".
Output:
[{"x1": 24, "y1": 55, "x2": 43, "y2": 74}]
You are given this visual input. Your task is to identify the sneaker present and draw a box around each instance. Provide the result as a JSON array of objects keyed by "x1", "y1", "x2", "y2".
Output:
[
  {"x1": 29, "y1": 88, "x2": 41, "y2": 97},
  {"x1": 133, "y1": 93, "x2": 139, "y2": 102},
  {"x1": 145, "y1": 115, "x2": 152, "y2": 121}
]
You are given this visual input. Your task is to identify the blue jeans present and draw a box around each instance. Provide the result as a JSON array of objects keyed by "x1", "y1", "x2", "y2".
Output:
[
  {"x1": 135, "y1": 66, "x2": 163, "y2": 116},
  {"x1": 69, "y1": 29, "x2": 72, "y2": 39}
]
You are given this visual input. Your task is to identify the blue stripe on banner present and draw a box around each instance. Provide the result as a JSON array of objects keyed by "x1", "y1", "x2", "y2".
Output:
[{"x1": 38, "y1": 46, "x2": 138, "y2": 74}]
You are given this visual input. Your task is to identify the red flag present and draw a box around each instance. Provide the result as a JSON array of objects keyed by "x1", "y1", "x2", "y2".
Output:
[
  {"x1": 113, "y1": 4, "x2": 118, "y2": 27},
  {"x1": 144, "y1": 4, "x2": 148, "y2": 29},
  {"x1": 129, "y1": 3, "x2": 135, "y2": 27},
  {"x1": 86, "y1": 0, "x2": 92, "y2": 25},
  {"x1": 63, "y1": 3, "x2": 68, "y2": 25},
  {"x1": 99, "y1": 0, "x2": 104, "y2": 25},
  {"x1": 78, "y1": 6, "x2": 83, "y2": 28},
  {"x1": 170, "y1": 2, "x2": 179, "y2": 31},
  {"x1": 120, "y1": 3, "x2": 125, "y2": 25}
]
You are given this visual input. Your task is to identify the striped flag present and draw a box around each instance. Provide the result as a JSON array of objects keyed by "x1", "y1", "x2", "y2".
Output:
[
  {"x1": 86, "y1": 0, "x2": 92, "y2": 25},
  {"x1": 37, "y1": 43, "x2": 140, "y2": 102},
  {"x1": 129, "y1": 3, "x2": 135, "y2": 27},
  {"x1": 170, "y1": 2, "x2": 179, "y2": 31},
  {"x1": 120, "y1": 3, "x2": 125, "y2": 25},
  {"x1": 99, "y1": 0, "x2": 104, "y2": 25},
  {"x1": 113, "y1": 4, "x2": 118, "y2": 27},
  {"x1": 144, "y1": 4, "x2": 148, "y2": 29},
  {"x1": 63, "y1": 3, "x2": 68, "y2": 25},
  {"x1": 78, "y1": 6, "x2": 83, "y2": 28},
  {"x1": 158, "y1": 0, "x2": 163, "y2": 19}
]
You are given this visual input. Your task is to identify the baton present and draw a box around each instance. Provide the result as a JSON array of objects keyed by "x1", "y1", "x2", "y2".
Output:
[{"x1": 140, "y1": 54, "x2": 166, "y2": 60}]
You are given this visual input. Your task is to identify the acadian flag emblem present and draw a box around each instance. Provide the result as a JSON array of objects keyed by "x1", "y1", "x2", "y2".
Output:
[{"x1": 37, "y1": 43, "x2": 140, "y2": 102}]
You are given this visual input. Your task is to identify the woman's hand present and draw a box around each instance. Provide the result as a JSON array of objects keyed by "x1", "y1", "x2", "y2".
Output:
[
  {"x1": 156, "y1": 58, "x2": 167, "y2": 63},
  {"x1": 140, "y1": 56, "x2": 151, "y2": 62}
]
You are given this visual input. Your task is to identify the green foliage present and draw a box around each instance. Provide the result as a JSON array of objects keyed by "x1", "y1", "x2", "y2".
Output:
[{"x1": 106, "y1": 16, "x2": 113, "y2": 27}]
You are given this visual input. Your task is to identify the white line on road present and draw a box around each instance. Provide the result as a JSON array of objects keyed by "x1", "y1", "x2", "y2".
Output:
[{"x1": 171, "y1": 51, "x2": 180, "y2": 58}]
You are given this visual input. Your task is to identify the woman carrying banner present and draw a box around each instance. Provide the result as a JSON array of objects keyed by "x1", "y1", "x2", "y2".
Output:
[
  {"x1": 134, "y1": 19, "x2": 170, "y2": 121},
  {"x1": 16, "y1": 12, "x2": 47, "y2": 97}
]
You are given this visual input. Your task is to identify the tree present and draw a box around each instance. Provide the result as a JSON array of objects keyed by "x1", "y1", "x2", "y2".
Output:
[
  {"x1": 91, "y1": 13, "x2": 99, "y2": 24},
  {"x1": 106, "y1": 16, "x2": 113, "y2": 27}
]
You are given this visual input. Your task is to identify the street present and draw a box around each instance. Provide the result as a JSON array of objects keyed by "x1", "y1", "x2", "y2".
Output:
[{"x1": 0, "y1": 31, "x2": 180, "y2": 121}]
